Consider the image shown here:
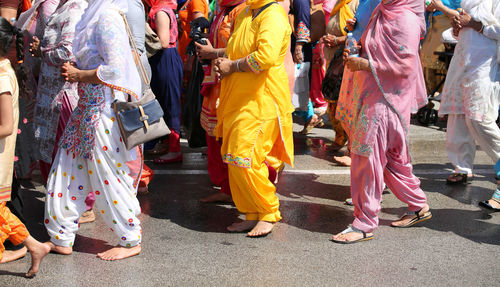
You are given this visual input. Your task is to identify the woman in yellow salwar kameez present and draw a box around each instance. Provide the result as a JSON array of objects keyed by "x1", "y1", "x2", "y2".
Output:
[{"x1": 214, "y1": 0, "x2": 293, "y2": 237}]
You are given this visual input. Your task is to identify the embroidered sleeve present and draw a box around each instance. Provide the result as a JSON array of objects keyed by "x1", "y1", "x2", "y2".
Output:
[
  {"x1": 296, "y1": 21, "x2": 311, "y2": 43},
  {"x1": 293, "y1": 0, "x2": 311, "y2": 43},
  {"x1": 42, "y1": 4, "x2": 86, "y2": 65},
  {"x1": 245, "y1": 7, "x2": 289, "y2": 74}
]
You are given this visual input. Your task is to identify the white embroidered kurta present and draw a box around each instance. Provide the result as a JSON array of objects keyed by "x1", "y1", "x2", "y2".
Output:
[{"x1": 439, "y1": 0, "x2": 500, "y2": 122}]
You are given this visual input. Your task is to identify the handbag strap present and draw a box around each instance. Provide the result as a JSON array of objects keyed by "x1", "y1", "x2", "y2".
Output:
[{"x1": 119, "y1": 11, "x2": 150, "y2": 87}]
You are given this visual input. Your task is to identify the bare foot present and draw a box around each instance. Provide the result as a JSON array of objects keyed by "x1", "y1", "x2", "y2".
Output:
[
  {"x1": 247, "y1": 221, "x2": 275, "y2": 237},
  {"x1": 45, "y1": 241, "x2": 73, "y2": 255},
  {"x1": 331, "y1": 230, "x2": 373, "y2": 243},
  {"x1": 333, "y1": 155, "x2": 351, "y2": 166},
  {"x1": 391, "y1": 204, "x2": 431, "y2": 227},
  {"x1": 200, "y1": 192, "x2": 233, "y2": 203},
  {"x1": 0, "y1": 246, "x2": 27, "y2": 263},
  {"x1": 227, "y1": 220, "x2": 258, "y2": 232},
  {"x1": 488, "y1": 199, "x2": 500, "y2": 209},
  {"x1": 79, "y1": 209, "x2": 96, "y2": 224},
  {"x1": 97, "y1": 244, "x2": 141, "y2": 261},
  {"x1": 24, "y1": 237, "x2": 51, "y2": 278}
]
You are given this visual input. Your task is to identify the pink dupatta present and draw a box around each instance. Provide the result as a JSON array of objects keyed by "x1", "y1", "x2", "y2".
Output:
[{"x1": 360, "y1": 0, "x2": 427, "y2": 128}]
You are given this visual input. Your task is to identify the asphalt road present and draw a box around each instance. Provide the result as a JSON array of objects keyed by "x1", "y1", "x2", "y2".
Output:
[{"x1": 1, "y1": 121, "x2": 499, "y2": 286}]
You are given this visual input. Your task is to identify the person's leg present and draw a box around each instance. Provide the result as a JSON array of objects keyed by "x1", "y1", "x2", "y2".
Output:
[
  {"x1": 44, "y1": 151, "x2": 90, "y2": 255},
  {"x1": 155, "y1": 49, "x2": 183, "y2": 163},
  {"x1": 332, "y1": 109, "x2": 388, "y2": 243},
  {"x1": 201, "y1": 134, "x2": 232, "y2": 203},
  {"x1": 0, "y1": 202, "x2": 50, "y2": 277},
  {"x1": 90, "y1": 109, "x2": 143, "y2": 261},
  {"x1": 381, "y1": 109, "x2": 430, "y2": 227},
  {"x1": 6, "y1": 176, "x2": 24, "y2": 223},
  {"x1": 446, "y1": 114, "x2": 476, "y2": 181},
  {"x1": 226, "y1": 119, "x2": 281, "y2": 237},
  {"x1": 465, "y1": 117, "x2": 500, "y2": 164}
]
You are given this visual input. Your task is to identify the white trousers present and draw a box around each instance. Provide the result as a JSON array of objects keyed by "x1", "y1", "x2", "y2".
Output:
[
  {"x1": 446, "y1": 114, "x2": 500, "y2": 174},
  {"x1": 44, "y1": 106, "x2": 142, "y2": 248}
]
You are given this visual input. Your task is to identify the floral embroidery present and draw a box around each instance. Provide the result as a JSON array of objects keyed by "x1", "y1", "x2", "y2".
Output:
[
  {"x1": 246, "y1": 54, "x2": 263, "y2": 73},
  {"x1": 296, "y1": 21, "x2": 311, "y2": 42},
  {"x1": 59, "y1": 83, "x2": 105, "y2": 159},
  {"x1": 222, "y1": 153, "x2": 251, "y2": 168}
]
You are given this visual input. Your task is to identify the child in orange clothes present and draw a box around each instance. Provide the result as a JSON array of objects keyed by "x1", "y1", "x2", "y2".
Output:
[{"x1": 0, "y1": 16, "x2": 49, "y2": 277}]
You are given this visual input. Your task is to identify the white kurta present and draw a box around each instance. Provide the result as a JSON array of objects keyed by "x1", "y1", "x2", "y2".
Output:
[{"x1": 439, "y1": 0, "x2": 500, "y2": 123}]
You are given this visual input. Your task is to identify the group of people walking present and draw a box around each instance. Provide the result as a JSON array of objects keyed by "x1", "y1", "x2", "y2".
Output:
[{"x1": 0, "y1": 0, "x2": 497, "y2": 278}]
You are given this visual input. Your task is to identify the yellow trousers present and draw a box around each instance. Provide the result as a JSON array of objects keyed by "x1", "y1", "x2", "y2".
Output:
[
  {"x1": 0, "y1": 202, "x2": 29, "y2": 261},
  {"x1": 227, "y1": 119, "x2": 282, "y2": 222}
]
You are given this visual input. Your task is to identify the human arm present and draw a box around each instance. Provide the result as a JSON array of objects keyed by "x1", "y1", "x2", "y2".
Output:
[
  {"x1": 427, "y1": 0, "x2": 459, "y2": 18},
  {"x1": 342, "y1": 46, "x2": 370, "y2": 72},
  {"x1": 322, "y1": 34, "x2": 346, "y2": 48},
  {"x1": 292, "y1": 0, "x2": 311, "y2": 63},
  {"x1": 60, "y1": 62, "x2": 101, "y2": 84},
  {"x1": 29, "y1": 36, "x2": 41, "y2": 57},
  {"x1": 0, "y1": 92, "x2": 14, "y2": 139},
  {"x1": 155, "y1": 11, "x2": 171, "y2": 49},
  {"x1": 454, "y1": 10, "x2": 500, "y2": 41},
  {"x1": 195, "y1": 40, "x2": 226, "y2": 60},
  {"x1": 41, "y1": 15, "x2": 81, "y2": 66}
]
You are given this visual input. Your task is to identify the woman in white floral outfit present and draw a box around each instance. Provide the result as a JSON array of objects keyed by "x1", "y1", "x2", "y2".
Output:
[{"x1": 43, "y1": 0, "x2": 144, "y2": 261}]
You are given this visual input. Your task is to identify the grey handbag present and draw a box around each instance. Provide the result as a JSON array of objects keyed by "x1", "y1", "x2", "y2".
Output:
[
  {"x1": 145, "y1": 22, "x2": 162, "y2": 58},
  {"x1": 112, "y1": 12, "x2": 170, "y2": 150}
]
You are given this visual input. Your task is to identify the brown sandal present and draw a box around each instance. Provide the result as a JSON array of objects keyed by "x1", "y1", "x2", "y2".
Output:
[{"x1": 446, "y1": 173, "x2": 473, "y2": 185}]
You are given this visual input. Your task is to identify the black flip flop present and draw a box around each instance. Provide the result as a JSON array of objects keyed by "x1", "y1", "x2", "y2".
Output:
[
  {"x1": 479, "y1": 200, "x2": 500, "y2": 212},
  {"x1": 331, "y1": 227, "x2": 374, "y2": 244}
]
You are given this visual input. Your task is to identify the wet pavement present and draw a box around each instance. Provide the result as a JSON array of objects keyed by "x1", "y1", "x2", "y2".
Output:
[{"x1": 1, "y1": 120, "x2": 499, "y2": 286}]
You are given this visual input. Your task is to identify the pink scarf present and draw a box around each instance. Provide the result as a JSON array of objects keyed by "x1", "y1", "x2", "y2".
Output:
[{"x1": 360, "y1": 0, "x2": 427, "y2": 126}]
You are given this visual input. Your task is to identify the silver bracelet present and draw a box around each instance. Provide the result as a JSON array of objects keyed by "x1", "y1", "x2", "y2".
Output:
[
  {"x1": 236, "y1": 59, "x2": 242, "y2": 72},
  {"x1": 216, "y1": 49, "x2": 220, "y2": 58}
]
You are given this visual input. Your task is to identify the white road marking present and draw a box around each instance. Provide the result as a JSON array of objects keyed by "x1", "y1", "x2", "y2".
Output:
[{"x1": 153, "y1": 168, "x2": 495, "y2": 175}]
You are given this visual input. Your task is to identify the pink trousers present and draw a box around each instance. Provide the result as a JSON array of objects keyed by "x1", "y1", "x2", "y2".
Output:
[{"x1": 350, "y1": 107, "x2": 427, "y2": 233}]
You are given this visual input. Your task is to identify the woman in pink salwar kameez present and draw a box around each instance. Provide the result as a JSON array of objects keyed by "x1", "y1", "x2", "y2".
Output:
[{"x1": 331, "y1": 0, "x2": 432, "y2": 244}]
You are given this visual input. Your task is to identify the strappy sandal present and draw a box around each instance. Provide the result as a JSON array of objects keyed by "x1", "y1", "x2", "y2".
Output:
[
  {"x1": 446, "y1": 173, "x2": 473, "y2": 185},
  {"x1": 391, "y1": 208, "x2": 432, "y2": 228},
  {"x1": 331, "y1": 226, "x2": 374, "y2": 244}
]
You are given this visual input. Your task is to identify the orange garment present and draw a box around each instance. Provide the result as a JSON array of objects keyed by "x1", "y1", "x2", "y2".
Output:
[
  {"x1": 200, "y1": 2, "x2": 246, "y2": 136},
  {"x1": 177, "y1": 0, "x2": 209, "y2": 61},
  {"x1": 139, "y1": 163, "x2": 154, "y2": 188},
  {"x1": 0, "y1": 202, "x2": 29, "y2": 261}
]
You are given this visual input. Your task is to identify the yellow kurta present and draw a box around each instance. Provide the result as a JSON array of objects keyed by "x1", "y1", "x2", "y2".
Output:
[
  {"x1": 215, "y1": 3, "x2": 294, "y2": 168},
  {"x1": 215, "y1": 1, "x2": 293, "y2": 222}
]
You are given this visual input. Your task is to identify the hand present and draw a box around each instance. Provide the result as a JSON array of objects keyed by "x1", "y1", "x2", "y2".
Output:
[
  {"x1": 346, "y1": 18, "x2": 357, "y2": 32},
  {"x1": 29, "y1": 36, "x2": 41, "y2": 57},
  {"x1": 293, "y1": 44, "x2": 304, "y2": 64},
  {"x1": 214, "y1": 57, "x2": 232, "y2": 80},
  {"x1": 61, "y1": 62, "x2": 80, "y2": 82},
  {"x1": 453, "y1": 10, "x2": 472, "y2": 29},
  {"x1": 195, "y1": 40, "x2": 215, "y2": 60},
  {"x1": 342, "y1": 45, "x2": 362, "y2": 63},
  {"x1": 322, "y1": 34, "x2": 338, "y2": 48},
  {"x1": 345, "y1": 56, "x2": 369, "y2": 72}
]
